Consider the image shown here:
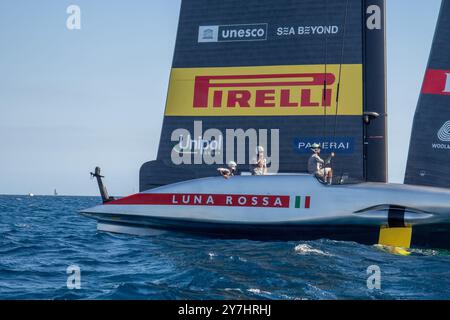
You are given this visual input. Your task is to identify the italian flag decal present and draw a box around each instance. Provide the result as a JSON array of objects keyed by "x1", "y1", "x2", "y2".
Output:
[{"x1": 294, "y1": 196, "x2": 311, "y2": 209}]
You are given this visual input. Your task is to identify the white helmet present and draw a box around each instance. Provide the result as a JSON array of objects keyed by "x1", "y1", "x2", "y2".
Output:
[
  {"x1": 228, "y1": 161, "x2": 237, "y2": 168},
  {"x1": 256, "y1": 146, "x2": 264, "y2": 153}
]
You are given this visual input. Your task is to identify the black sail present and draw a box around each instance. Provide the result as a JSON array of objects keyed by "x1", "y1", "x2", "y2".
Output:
[
  {"x1": 140, "y1": 0, "x2": 387, "y2": 191},
  {"x1": 404, "y1": 0, "x2": 450, "y2": 188}
]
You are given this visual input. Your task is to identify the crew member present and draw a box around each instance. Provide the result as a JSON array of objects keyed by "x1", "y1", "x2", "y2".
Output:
[
  {"x1": 307, "y1": 143, "x2": 335, "y2": 184},
  {"x1": 218, "y1": 161, "x2": 237, "y2": 179},
  {"x1": 251, "y1": 146, "x2": 267, "y2": 175}
]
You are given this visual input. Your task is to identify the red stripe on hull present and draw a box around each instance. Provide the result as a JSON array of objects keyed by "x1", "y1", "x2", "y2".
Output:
[
  {"x1": 106, "y1": 193, "x2": 290, "y2": 208},
  {"x1": 304, "y1": 196, "x2": 311, "y2": 209}
]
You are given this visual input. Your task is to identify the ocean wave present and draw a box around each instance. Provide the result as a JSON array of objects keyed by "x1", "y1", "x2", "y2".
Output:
[
  {"x1": 294, "y1": 243, "x2": 333, "y2": 256},
  {"x1": 1, "y1": 195, "x2": 450, "y2": 299}
]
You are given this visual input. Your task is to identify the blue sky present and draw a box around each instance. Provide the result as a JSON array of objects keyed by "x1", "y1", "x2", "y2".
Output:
[{"x1": 0, "y1": 0, "x2": 442, "y2": 195}]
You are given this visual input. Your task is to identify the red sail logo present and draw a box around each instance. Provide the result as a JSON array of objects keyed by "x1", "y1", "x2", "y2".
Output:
[
  {"x1": 422, "y1": 69, "x2": 450, "y2": 95},
  {"x1": 193, "y1": 73, "x2": 335, "y2": 109}
]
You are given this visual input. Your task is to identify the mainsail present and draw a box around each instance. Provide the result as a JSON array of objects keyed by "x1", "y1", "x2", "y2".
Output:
[
  {"x1": 404, "y1": 0, "x2": 450, "y2": 188},
  {"x1": 140, "y1": 0, "x2": 387, "y2": 191}
]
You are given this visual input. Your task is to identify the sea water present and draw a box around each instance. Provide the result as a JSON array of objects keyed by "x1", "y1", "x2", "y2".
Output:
[{"x1": 1, "y1": 195, "x2": 449, "y2": 300}]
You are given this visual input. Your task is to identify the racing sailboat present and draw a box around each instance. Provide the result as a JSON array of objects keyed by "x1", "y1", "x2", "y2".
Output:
[{"x1": 82, "y1": 0, "x2": 450, "y2": 250}]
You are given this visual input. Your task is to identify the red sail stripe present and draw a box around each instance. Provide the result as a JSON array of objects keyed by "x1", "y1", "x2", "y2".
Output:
[
  {"x1": 105, "y1": 193, "x2": 290, "y2": 208},
  {"x1": 422, "y1": 69, "x2": 450, "y2": 95}
]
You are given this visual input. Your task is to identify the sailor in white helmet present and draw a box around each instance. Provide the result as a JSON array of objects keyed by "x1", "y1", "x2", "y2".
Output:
[
  {"x1": 217, "y1": 161, "x2": 238, "y2": 179},
  {"x1": 251, "y1": 146, "x2": 267, "y2": 175},
  {"x1": 307, "y1": 143, "x2": 335, "y2": 184}
]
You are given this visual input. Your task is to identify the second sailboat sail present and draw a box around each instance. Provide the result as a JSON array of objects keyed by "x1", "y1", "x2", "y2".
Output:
[{"x1": 405, "y1": 0, "x2": 450, "y2": 188}]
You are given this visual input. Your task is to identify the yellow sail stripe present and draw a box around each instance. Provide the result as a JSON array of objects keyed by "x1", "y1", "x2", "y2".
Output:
[{"x1": 164, "y1": 65, "x2": 363, "y2": 116}]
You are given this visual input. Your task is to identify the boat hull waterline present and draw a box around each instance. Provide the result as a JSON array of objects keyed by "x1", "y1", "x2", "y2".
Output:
[{"x1": 81, "y1": 175, "x2": 450, "y2": 249}]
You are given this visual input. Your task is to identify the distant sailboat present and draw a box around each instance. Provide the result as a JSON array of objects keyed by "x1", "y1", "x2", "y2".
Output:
[{"x1": 54, "y1": 189, "x2": 58, "y2": 196}]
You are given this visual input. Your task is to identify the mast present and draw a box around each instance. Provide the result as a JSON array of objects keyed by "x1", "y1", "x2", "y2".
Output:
[{"x1": 363, "y1": 0, "x2": 387, "y2": 182}]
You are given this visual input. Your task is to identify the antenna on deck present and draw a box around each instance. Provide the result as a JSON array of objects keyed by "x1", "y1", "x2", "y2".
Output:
[
  {"x1": 90, "y1": 167, "x2": 114, "y2": 203},
  {"x1": 363, "y1": 111, "x2": 380, "y2": 124}
]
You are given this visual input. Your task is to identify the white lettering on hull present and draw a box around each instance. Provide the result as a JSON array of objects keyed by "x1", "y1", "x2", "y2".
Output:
[{"x1": 444, "y1": 73, "x2": 450, "y2": 93}]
